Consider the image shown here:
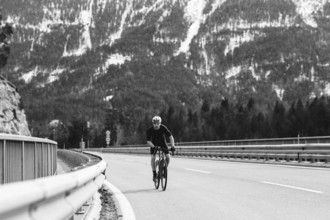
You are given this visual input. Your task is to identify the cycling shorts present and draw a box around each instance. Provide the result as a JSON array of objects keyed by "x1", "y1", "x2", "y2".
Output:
[{"x1": 150, "y1": 146, "x2": 169, "y2": 155}]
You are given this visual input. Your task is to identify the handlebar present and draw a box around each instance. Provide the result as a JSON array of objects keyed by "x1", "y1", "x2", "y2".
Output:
[{"x1": 152, "y1": 145, "x2": 176, "y2": 156}]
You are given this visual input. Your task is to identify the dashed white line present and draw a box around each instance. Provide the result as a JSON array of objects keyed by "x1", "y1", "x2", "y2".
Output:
[
  {"x1": 262, "y1": 181, "x2": 323, "y2": 194},
  {"x1": 185, "y1": 168, "x2": 211, "y2": 174}
]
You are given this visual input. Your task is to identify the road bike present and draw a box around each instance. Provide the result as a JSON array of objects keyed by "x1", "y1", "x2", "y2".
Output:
[{"x1": 153, "y1": 146, "x2": 168, "y2": 191}]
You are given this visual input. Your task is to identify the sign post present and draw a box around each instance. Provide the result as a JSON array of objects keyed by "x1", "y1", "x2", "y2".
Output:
[
  {"x1": 87, "y1": 121, "x2": 90, "y2": 148},
  {"x1": 106, "y1": 130, "x2": 110, "y2": 147},
  {"x1": 80, "y1": 137, "x2": 85, "y2": 152}
]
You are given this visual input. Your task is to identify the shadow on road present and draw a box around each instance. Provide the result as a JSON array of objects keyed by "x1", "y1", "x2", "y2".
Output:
[{"x1": 122, "y1": 188, "x2": 159, "y2": 194}]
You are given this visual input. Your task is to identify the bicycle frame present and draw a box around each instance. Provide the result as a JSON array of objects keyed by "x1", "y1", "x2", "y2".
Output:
[{"x1": 153, "y1": 146, "x2": 168, "y2": 191}]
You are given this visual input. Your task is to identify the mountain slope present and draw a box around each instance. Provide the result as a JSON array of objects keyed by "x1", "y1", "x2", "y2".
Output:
[{"x1": 1, "y1": 0, "x2": 330, "y2": 142}]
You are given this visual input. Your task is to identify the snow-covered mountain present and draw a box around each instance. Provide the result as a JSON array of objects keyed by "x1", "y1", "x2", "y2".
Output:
[{"x1": 1, "y1": 0, "x2": 330, "y2": 138}]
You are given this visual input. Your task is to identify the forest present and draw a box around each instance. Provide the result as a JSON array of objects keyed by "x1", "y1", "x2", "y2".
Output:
[{"x1": 52, "y1": 96, "x2": 330, "y2": 149}]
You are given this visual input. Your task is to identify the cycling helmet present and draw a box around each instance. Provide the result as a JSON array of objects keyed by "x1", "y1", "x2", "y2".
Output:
[{"x1": 152, "y1": 116, "x2": 162, "y2": 124}]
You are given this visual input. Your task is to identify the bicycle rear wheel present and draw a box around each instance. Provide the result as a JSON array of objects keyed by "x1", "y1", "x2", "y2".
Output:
[
  {"x1": 154, "y1": 160, "x2": 160, "y2": 189},
  {"x1": 160, "y1": 160, "x2": 168, "y2": 191}
]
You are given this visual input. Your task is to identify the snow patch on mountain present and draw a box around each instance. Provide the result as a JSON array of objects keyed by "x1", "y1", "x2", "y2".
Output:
[
  {"x1": 323, "y1": 83, "x2": 330, "y2": 95},
  {"x1": 105, "y1": 53, "x2": 131, "y2": 66},
  {"x1": 62, "y1": 8, "x2": 92, "y2": 58},
  {"x1": 291, "y1": 0, "x2": 328, "y2": 27},
  {"x1": 42, "y1": 7, "x2": 63, "y2": 32},
  {"x1": 104, "y1": 95, "x2": 114, "y2": 102},
  {"x1": 4, "y1": 15, "x2": 20, "y2": 27},
  {"x1": 272, "y1": 84, "x2": 284, "y2": 100},
  {"x1": 47, "y1": 67, "x2": 66, "y2": 84},
  {"x1": 97, "y1": 0, "x2": 109, "y2": 14},
  {"x1": 20, "y1": 65, "x2": 65, "y2": 85},
  {"x1": 176, "y1": 0, "x2": 206, "y2": 55},
  {"x1": 62, "y1": 0, "x2": 94, "y2": 57},
  {"x1": 226, "y1": 66, "x2": 241, "y2": 79},
  {"x1": 107, "y1": 0, "x2": 133, "y2": 46},
  {"x1": 21, "y1": 66, "x2": 39, "y2": 83},
  {"x1": 94, "y1": 53, "x2": 131, "y2": 78},
  {"x1": 225, "y1": 30, "x2": 256, "y2": 55}
]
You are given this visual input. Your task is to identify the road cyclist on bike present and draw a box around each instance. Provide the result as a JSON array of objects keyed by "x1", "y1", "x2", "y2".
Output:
[{"x1": 146, "y1": 116, "x2": 175, "y2": 182}]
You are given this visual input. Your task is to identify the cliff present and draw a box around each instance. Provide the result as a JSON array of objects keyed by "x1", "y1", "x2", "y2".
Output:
[{"x1": 0, "y1": 76, "x2": 30, "y2": 136}]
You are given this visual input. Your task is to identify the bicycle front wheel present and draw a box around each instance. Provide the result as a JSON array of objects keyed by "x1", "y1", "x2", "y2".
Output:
[
  {"x1": 154, "y1": 160, "x2": 160, "y2": 189},
  {"x1": 160, "y1": 160, "x2": 168, "y2": 191}
]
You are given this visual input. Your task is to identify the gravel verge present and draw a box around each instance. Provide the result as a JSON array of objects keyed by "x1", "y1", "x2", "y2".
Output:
[{"x1": 98, "y1": 186, "x2": 119, "y2": 220}]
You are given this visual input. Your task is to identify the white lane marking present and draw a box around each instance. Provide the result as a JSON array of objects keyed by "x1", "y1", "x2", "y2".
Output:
[
  {"x1": 103, "y1": 181, "x2": 136, "y2": 220},
  {"x1": 262, "y1": 181, "x2": 323, "y2": 194},
  {"x1": 185, "y1": 168, "x2": 211, "y2": 174}
]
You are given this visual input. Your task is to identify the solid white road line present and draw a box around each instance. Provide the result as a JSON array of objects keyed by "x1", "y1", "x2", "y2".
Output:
[
  {"x1": 103, "y1": 180, "x2": 136, "y2": 220},
  {"x1": 185, "y1": 168, "x2": 211, "y2": 174},
  {"x1": 262, "y1": 181, "x2": 323, "y2": 194}
]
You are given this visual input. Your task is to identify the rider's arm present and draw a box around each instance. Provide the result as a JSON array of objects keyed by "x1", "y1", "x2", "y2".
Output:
[
  {"x1": 169, "y1": 135, "x2": 175, "y2": 147},
  {"x1": 147, "y1": 140, "x2": 155, "y2": 148},
  {"x1": 146, "y1": 129, "x2": 155, "y2": 148}
]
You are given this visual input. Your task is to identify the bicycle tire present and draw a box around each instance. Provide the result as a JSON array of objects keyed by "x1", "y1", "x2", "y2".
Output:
[
  {"x1": 160, "y1": 160, "x2": 168, "y2": 191},
  {"x1": 154, "y1": 160, "x2": 160, "y2": 189}
]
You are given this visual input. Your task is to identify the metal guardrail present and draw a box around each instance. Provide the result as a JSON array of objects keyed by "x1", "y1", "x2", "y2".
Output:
[
  {"x1": 0, "y1": 134, "x2": 57, "y2": 184},
  {"x1": 102, "y1": 136, "x2": 330, "y2": 149},
  {"x1": 174, "y1": 144, "x2": 330, "y2": 163},
  {"x1": 175, "y1": 136, "x2": 330, "y2": 146},
  {"x1": 57, "y1": 149, "x2": 91, "y2": 170},
  {"x1": 0, "y1": 152, "x2": 107, "y2": 220},
  {"x1": 88, "y1": 143, "x2": 330, "y2": 165}
]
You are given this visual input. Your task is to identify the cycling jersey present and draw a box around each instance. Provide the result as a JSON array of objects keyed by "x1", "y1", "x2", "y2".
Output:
[{"x1": 146, "y1": 124, "x2": 172, "y2": 153}]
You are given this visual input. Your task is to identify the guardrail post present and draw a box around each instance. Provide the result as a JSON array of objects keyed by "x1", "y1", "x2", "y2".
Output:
[
  {"x1": 3, "y1": 140, "x2": 6, "y2": 184},
  {"x1": 1, "y1": 140, "x2": 4, "y2": 184},
  {"x1": 22, "y1": 141, "x2": 25, "y2": 181},
  {"x1": 41, "y1": 142, "x2": 44, "y2": 177},
  {"x1": 50, "y1": 144, "x2": 53, "y2": 175},
  {"x1": 0, "y1": 134, "x2": 57, "y2": 184},
  {"x1": 34, "y1": 142, "x2": 37, "y2": 178}
]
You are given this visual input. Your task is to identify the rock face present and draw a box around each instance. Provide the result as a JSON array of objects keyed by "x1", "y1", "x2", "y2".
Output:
[{"x1": 0, "y1": 76, "x2": 31, "y2": 136}]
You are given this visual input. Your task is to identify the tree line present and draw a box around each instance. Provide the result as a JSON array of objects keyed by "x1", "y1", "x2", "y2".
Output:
[
  {"x1": 160, "y1": 96, "x2": 330, "y2": 142},
  {"x1": 51, "y1": 96, "x2": 330, "y2": 149},
  {"x1": 159, "y1": 97, "x2": 330, "y2": 143}
]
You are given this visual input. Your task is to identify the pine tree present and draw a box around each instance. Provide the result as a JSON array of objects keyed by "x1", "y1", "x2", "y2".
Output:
[
  {"x1": 0, "y1": 15, "x2": 13, "y2": 71},
  {"x1": 272, "y1": 101, "x2": 287, "y2": 137}
]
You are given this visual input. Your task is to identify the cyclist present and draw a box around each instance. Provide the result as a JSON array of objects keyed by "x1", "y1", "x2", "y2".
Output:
[{"x1": 146, "y1": 116, "x2": 175, "y2": 181}]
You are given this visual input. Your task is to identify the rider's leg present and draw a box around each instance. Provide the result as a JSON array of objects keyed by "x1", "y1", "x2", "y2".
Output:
[
  {"x1": 151, "y1": 154, "x2": 156, "y2": 171},
  {"x1": 165, "y1": 153, "x2": 170, "y2": 166},
  {"x1": 151, "y1": 154, "x2": 157, "y2": 180}
]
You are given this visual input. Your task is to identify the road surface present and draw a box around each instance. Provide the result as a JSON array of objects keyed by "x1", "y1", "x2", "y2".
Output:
[{"x1": 103, "y1": 153, "x2": 330, "y2": 220}]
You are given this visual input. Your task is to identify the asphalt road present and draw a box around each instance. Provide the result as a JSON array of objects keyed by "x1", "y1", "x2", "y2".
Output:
[{"x1": 103, "y1": 153, "x2": 330, "y2": 220}]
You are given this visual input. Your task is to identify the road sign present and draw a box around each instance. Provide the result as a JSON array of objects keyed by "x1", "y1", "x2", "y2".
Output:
[{"x1": 106, "y1": 130, "x2": 111, "y2": 147}]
